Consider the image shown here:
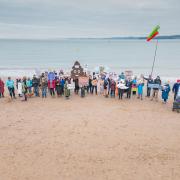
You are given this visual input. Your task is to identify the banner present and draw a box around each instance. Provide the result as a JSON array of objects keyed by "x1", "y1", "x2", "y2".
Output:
[
  {"x1": 79, "y1": 77, "x2": 89, "y2": 86},
  {"x1": 148, "y1": 83, "x2": 161, "y2": 89}
]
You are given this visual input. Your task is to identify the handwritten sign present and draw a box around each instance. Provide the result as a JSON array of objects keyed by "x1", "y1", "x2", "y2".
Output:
[
  {"x1": 148, "y1": 83, "x2": 161, "y2": 89},
  {"x1": 79, "y1": 77, "x2": 89, "y2": 86}
]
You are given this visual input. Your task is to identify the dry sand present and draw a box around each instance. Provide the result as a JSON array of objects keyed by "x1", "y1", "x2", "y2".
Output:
[{"x1": 0, "y1": 94, "x2": 180, "y2": 180}]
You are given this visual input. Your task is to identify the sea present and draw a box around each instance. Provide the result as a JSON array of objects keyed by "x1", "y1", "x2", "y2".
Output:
[{"x1": 0, "y1": 38, "x2": 179, "y2": 81}]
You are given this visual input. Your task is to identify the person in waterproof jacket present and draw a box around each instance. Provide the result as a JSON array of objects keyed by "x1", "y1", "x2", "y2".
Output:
[
  {"x1": 151, "y1": 76, "x2": 161, "y2": 101},
  {"x1": 26, "y1": 77, "x2": 33, "y2": 96},
  {"x1": 55, "y1": 78, "x2": 61, "y2": 97},
  {"x1": 60, "y1": 78, "x2": 65, "y2": 95},
  {"x1": 172, "y1": 80, "x2": 180, "y2": 100},
  {"x1": 0, "y1": 78, "x2": 5, "y2": 98},
  {"x1": 161, "y1": 83, "x2": 171, "y2": 103},
  {"x1": 126, "y1": 78, "x2": 132, "y2": 99},
  {"x1": 6, "y1": 77, "x2": 16, "y2": 99},
  {"x1": 87, "y1": 76, "x2": 92, "y2": 93},
  {"x1": 64, "y1": 81, "x2": 70, "y2": 99},
  {"x1": 74, "y1": 78, "x2": 79, "y2": 94},
  {"x1": 41, "y1": 76, "x2": 48, "y2": 98},
  {"x1": 32, "y1": 75, "x2": 40, "y2": 97},
  {"x1": 143, "y1": 75, "x2": 153, "y2": 97},
  {"x1": 110, "y1": 79, "x2": 116, "y2": 98},
  {"x1": 22, "y1": 77, "x2": 28, "y2": 101}
]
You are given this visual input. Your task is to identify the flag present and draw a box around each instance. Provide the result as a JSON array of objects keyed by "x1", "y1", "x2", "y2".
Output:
[{"x1": 147, "y1": 25, "x2": 160, "y2": 41}]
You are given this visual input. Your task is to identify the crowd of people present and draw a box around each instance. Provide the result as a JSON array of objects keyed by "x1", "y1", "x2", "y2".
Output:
[{"x1": 0, "y1": 71, "x2": 179, "y2": 106}]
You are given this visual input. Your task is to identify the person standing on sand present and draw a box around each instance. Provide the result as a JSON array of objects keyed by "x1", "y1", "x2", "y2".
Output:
[
  {"x1": 6, "y1": 77, "x2": 16, "y2": 99},
  {"x1": 74, "y1": 78, "x2": 79, "y2": 94},
  {"x1": 172, "y1": 80, "x2": 180, "y2": 100},
  {"x1": 132, "y1": 76, "x2": 137, "y2": 96},
  {"x1": 17, "y1": 79, "x2": 23, "y2": 97},
  {"x1": 117, "y1": 80, "x2": 125, "y2": 100},
  {"x1": 64, "y1": 81, "x2": 70, "y2": 99},
  {"x1": 0, "y1": 78, "x2": 5, "y2": 98},
  {"x1": 87, "y1": 75, "x2": 92, "y2": 93},
  {"x1": 151, "y1": 76, "x2": 161, "y2": 101},
  {"x1": 92, "y1": 77, "x2": 98, "y2": 95},
  {"x1": 41, "y1": 76, "x2": 48, "y2": 98},
  {"x1": 110, "y1": 79, "x2": 116, "y2": 98},
  {"x1": 126, "y1": 78, "x2": 132, "y2": 99},
  {"x1": 32, "y1": 75, "x2": 40, "y2": 97},
  {"x1": 103, "y1": 78, "x2": 109, "y2": 97},
  {"x1": 55, "y1": 78, "x2": 61, "y2": 97},
  {"x1": 161, "y1": 82, "x2": 171, "y2": 103},
  {"x1": 137, "y1": 80, "x2": 144, "y2": 100},
  {"x1": 60, "y1": 78, "x2": 65, "y2": 95},
  {"x1": 48, "y1": 71, "x2": 55, "y2": 97},
  {"x1": 22, "y1": 77, "x2": 28, "y2": 101},
  {"x1": 26, "y1": 77, "x2": 32, "y2": 96},
  {"x1": 143, "y1": 75, "x2": 153, "y2": 97}
]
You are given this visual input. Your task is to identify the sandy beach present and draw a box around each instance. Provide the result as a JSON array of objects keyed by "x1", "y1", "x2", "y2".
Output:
[{"x1": 0, "y1": 93, "x2": 180, "y2": 180}]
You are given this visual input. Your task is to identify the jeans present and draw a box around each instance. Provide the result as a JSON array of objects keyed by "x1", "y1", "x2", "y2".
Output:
[
  {"x1": 127, "y1": 89, "x2": 131, "y2": 99},
  {"x1": 42, "y1": 87, "x2": 47, "y2": 98},
  {"x1": 111, "y1": 90, "x2": 115, "y2": 97},
  {"x1": 28, "y1": 87, "x2": 32, "y2": 94},
  {"x1": 118, "y1": 89, "x2": 124, "y2": 99},
  {"x1": 34, "y1": 86, "x2": 39, "y2": 97},
  {"x1": 147, "y1": 87, "x2": 151, "y2": 97},
  {"x1": 8, "y1": 87, "x2": 15, "y2": 98},
  {"x1": 92, "y1": 86, "x2": 97, "y2": 95},
  {"x1": 174, "y1": 92, "x2": 177, "y2": 101},
  {"x1": 87, "y1": 85, "x2": 92, "y2": 93}
]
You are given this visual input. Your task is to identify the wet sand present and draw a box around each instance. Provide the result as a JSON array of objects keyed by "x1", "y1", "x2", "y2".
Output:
[{"x1": 0, "y1": 94, "x2": 180, "y2": 180}]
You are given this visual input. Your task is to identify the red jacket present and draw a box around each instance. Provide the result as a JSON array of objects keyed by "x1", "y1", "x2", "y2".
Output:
[
  {"x1": 0, "y1": 80, "x2": 4, "y2": 93},
  {"x1": 48, "y1": 80, "x2": 55, "y2": 89}
]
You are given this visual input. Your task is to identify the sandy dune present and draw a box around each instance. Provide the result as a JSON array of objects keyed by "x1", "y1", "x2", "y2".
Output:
[{"x1": 0, "y1": 94, "x2": 180, "y2": 180}]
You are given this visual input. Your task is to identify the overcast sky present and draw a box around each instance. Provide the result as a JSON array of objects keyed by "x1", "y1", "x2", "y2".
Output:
[{"x1": 0, "y1": 0, "x2": 179, "y2": 38}]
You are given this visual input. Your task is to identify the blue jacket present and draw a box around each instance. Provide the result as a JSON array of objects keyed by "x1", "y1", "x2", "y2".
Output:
[
  {"x1": 6, "y1": 80, "x2": 14, "y2": 88},
  {"x1": 162, "y1": 85, "x2": 171, "y2": 100},
  {"x1": 48, "y1": 72, "x2": 55, "y2": 81},
  {"x1": 173, "y1": 83, "x2": 180, "y2": 94},
  {"x1": 138, "y1": 83, "x2": 144, "y2": 95},
  {"x1": 26, "y1": 80, "x2": 32, "y2": 87}
]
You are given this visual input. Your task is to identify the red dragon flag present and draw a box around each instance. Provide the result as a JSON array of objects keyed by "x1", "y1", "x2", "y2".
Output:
[{"x1": 147, "y1": 25, "x2": 160, "y2": 41}]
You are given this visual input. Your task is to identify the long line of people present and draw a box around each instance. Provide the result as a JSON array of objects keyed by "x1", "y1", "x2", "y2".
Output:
[{"x1": 0, "y1": 72, "x2": 179, "y2": 105}]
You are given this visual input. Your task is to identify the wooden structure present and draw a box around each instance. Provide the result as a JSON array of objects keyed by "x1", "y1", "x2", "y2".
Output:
[{"x1": 71, "y1": 61, "x2": 86, "y2": 79}]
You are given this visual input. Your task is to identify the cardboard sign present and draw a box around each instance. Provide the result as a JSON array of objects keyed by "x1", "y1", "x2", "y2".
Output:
[
  {"x1": 148, "y1": 83, "x2": 161, "y2": 89},
  {"x1": 79, "y1": 77, "x2": 89, "y2": 86},
  {"x1": 125, "y1": 70, "x2": 133, "y2": 79}
]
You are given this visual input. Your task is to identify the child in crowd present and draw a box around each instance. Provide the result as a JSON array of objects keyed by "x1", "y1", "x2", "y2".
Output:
[
  {"x1": 161, "y1": 82, "x2": 171, "y2": 103},
  {"x1": 137, "y1": 79, "x2": 144, "y2": 100},
  {"x1": 132, "y1": 76, "x2": 137, "y2": 96}
]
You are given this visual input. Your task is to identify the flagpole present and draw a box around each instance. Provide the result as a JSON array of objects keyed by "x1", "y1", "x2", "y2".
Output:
[{"x1": 151, "y1": 39, "x2": 158, "y2": 77}]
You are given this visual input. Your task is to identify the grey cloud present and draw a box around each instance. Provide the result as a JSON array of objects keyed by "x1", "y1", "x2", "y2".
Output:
[{"x1": 0, "y1": 0, "x2": 179, "y2": 38}]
